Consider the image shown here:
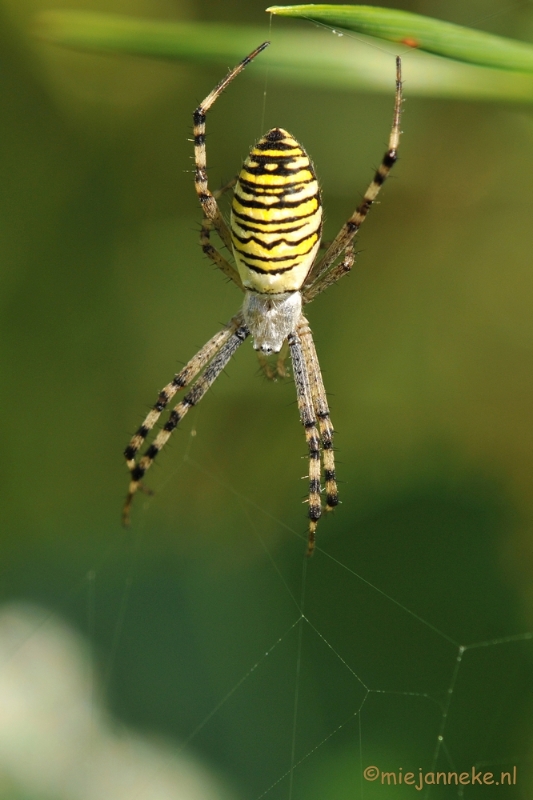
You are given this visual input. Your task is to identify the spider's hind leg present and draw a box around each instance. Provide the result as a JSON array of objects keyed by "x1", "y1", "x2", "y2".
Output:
[
  {"x1": 288, "y1": 328, "x2": 322, "y2": 557},
  {"x1": 123, "y1": 315, "x2": 248, "y2": 525},
  {"x1": 297, "y1": 314, "x2": 339, "y2": 517}
]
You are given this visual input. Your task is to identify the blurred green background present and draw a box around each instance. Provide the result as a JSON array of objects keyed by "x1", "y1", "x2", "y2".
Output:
[{"x1": 1, "y1": 0, "x2": 533, "y2": 798}]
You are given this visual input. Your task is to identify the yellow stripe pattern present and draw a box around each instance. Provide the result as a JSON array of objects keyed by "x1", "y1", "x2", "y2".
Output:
[{"x1": 231, "y1": 128, "x2": 322, "y2": 294}]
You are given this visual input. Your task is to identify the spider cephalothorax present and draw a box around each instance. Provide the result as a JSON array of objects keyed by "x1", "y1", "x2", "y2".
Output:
[{"x1": 123, "y1": 42, "x2": 402, "y2": 556}]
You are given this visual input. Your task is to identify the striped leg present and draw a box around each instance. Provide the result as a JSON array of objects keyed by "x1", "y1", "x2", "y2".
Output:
[
  {"x1": 297, "y1": 316, "x2": 338, "y2": 514},
  {"x1": 303, "y1": 245, "x2": 355, "y2": 305},
  {"x1": 304, "y1": 56, "x2": 402, "y2": 290},
  {"x1": 123, "y1": 320, "x2": 249, "y2": 524},
  {"x1": 288, "y1": 330, "x2": 322, "y2": 557},
  {"x1": 124, "y1": 314, "x2": 243, "y2": 470},
  {"x1": 200, "y1": 217, "x2": 244, "y2": 290},
  {"x1": 199, "y1": 177, "x2": 244, "y2": 290},
  {"x1": 193, "y1": 42, "x2": 269, "y2": 285}
]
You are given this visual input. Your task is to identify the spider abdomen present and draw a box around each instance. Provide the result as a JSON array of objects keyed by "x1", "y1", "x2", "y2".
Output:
[{"x1": 231, "y1": 128, "x2": 322, "y2": 294}]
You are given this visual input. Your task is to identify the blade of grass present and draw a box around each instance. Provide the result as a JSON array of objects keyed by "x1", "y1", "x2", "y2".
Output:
[
  {"x1": 33, "y1": 11, "x2": 533, "y2": 102},
  {"x1": 33, "y1": 12, "x2": 268, "y2": 61},
  {"x1": 266, "y1": 4, "x2": 533, "y2": 73}
]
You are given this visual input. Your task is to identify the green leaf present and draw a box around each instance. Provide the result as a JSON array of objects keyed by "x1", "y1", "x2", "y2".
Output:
[
  {"x1": 266, "y1": 4, "x2": 533, "y2": 73},
  {"x1": 33, "y1": 10, "x2": 533, "y2": 102}
]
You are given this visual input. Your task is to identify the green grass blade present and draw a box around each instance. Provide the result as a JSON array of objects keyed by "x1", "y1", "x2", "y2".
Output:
[
  {"x1": 33, "y1": 11, "x2": 268, "y2": 61},
  {"x1": 267, "y1": 4, "x2": 533, "y2": 73},
  {"x1": 33, "y1": 10, "x2": 533, "y2": 102}
]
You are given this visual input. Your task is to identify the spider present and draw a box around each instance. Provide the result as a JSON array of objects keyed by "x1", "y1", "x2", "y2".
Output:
[{"x1": 123, "y1": 42, "x2": 402, "y2": 556}]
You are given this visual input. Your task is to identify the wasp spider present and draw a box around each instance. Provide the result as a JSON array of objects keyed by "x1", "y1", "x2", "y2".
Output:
[{"x1": 123, "y1": 42, "x2": 402, "y2": 556}]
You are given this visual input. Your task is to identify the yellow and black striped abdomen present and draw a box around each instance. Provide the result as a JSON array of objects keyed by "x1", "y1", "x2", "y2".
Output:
[{"x1": 231, "y1": 128, "x2": 322, "y2": 294}]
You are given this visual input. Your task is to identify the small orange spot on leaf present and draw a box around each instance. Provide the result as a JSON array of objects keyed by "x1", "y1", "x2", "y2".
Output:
[{"x1": 401, "y1": 37, "x2": 419, "y2": 48}]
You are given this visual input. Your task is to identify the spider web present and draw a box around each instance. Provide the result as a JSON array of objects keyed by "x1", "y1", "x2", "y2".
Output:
[
  {"x1": 1, "y1": 427, "x2": 530, "y2": 800},
  {"x1": 95, "y1": 409, "x2": 532, "y2": 800}
]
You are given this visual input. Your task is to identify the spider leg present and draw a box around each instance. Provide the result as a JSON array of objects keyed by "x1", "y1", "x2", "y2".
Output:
[
  {"x1": 124, "y1": 313, "x2": 243, "y2": 469},
  {"x1": 123, "y1": 319, "x2": 249, "y2": 524},
  {"x1": 193, "y1": 43, "x2": 269, "y2": 288},
  {"x1": 297, "y1": 315, "x2": 338, "y2": 514},
  {"x1": 200, "y1": 176, "x2": 244, "y2": 289},
  {"x1": 256, "y1": 340, "x2": 290, "y2": 381},
  {"x1": 288, "y1": 329, "x2": 322, "y2": 557},
  {"x1": 304, "y1": 57, "x2": 402, "y2": 292},
  {"x1": 213, "y1": 176, "x2": 238, "y2": 201},
  {"x1": 200, "y1": 217, "x2": 244, "y2": 290},
  {"x1": 302, "y1": 244, "x2": 355, "y2": 305}
]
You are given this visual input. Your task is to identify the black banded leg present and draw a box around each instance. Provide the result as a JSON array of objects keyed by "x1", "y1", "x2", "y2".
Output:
[
  {"x1": 304, "y1": 57, "x2": 402, "y2": 289},
  {"x1": 199, "y1": 177, "x2": 243, "y2": 290},
  {"x1": 288, "y1": 330, "x2": 322, "y2": 557},
  {"x1": 297, "y1": 316, "x2": 338, "y2": 513},
  {"x1": 193, "y1": 43, "x2": 269, "y2": 253},
  {"x1": 303, "y1": 245, "x2": 355, "y2": 304},
  {"x1": 200, "y1": 217, "x2": 244, "y2": 290},
  {"x1": 124, "y1": 314, "x2": 243, "y2": 474},
  {"x1": 123, "y1": 320, "x2": 248, "y2": 524}
]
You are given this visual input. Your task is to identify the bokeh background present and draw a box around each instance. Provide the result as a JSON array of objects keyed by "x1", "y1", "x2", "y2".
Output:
[{"x1": 1, "y1": 0, "x2": 533, "y2": 797}]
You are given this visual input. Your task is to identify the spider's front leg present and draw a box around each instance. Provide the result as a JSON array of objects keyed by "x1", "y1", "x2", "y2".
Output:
[
  {"x1": 193, "y1": 42, "x2": 269, "y2": 292},
  {"x1": 304, "y1": 56, "x2": 402, "y2": 291}
]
